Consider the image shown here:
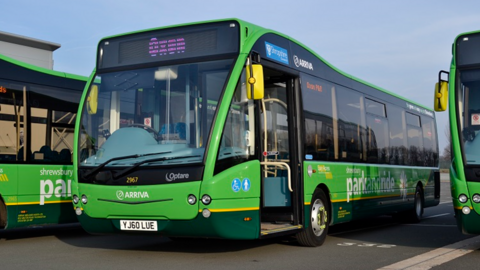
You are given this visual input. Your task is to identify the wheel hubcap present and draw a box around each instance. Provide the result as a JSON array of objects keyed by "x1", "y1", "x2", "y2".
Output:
[{"x1": 311, "y1": 198, "x2": 327, "y2": 236}]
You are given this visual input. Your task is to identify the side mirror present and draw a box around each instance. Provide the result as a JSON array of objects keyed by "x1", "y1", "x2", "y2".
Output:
[
  {"x1": 434, "y1": 70, "x2": 449, "y2": 112},
  {"x1": 87, "y1": 85, "x2": 98, "y2": 115},
  {"x1": 246, "y1": 64, "x2": 264, "y2": 100},
  {"x1": 434, "y1": 81, "x2": 448, "y2": 112}
]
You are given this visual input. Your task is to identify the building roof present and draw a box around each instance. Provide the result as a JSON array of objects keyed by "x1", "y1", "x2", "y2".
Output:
[{"x1": 0, "y1": 30, "x2": 60, "y2": 51}]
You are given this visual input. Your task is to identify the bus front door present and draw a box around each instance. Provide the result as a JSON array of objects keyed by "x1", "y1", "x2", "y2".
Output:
[{"x1": 259, "y1": 68, "x2": 302, "y2": 235}]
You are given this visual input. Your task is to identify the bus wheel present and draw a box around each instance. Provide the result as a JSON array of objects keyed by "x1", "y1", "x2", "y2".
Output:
[
  {"x1": 409, "y1": 185, "x2": 424, "y2": 223},
  {"x1": 296, "y1": 189, "x2": 329, "y2": 247}
]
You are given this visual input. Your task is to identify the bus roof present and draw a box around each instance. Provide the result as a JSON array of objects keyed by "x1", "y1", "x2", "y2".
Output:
[
  {"x1": 0, "y1": 53, "x2": 88, "y2": 82},
  {"x1": 98, "y1": 18, "x2": 433, "y2": 113}
]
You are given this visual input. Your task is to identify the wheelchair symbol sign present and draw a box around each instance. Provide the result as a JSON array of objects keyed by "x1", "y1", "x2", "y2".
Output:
[{"x1": 232, "y1": 178, "x2": 241, "y2": 192}]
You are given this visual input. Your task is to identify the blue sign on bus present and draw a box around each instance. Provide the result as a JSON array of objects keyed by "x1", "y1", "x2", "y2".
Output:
[{"x1": 265, "y1": 42, "x2": 289, "y2": 65}]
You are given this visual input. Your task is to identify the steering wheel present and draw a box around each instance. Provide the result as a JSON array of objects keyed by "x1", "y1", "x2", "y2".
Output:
[{"x1": 127, "y1": 124, "x2": 159, "y2": 140}]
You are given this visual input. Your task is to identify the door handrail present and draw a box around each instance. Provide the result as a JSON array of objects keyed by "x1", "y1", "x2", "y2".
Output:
[{"x1": 260, "y1": 161, "x2": 292, "y2": 192}]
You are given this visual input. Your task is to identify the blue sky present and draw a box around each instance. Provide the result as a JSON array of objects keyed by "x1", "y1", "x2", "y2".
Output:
[{"x1": 2, "y1": 0, "x2": 480, "y2": 154}]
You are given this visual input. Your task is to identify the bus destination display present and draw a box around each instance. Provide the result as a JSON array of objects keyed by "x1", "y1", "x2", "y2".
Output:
[
  {"x1": 98, "y1": 21, "x2": 239, "y2": 70},
  {"x1": 149, "y1": 37, "x2": 186, "y2": 57}
]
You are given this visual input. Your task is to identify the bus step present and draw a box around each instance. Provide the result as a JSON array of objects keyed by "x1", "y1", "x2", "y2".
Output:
[{"x1": 260, "y1": 222, "x2": 302, "y2": 235}]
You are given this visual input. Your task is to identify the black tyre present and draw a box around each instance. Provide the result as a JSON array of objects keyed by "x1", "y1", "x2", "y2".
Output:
[
  {"x1": 409, "y1": 185, "x2": 424, "y2": 223},
  {"x1": 296, "y1": 189, "x2": 329, "y2": 247}
]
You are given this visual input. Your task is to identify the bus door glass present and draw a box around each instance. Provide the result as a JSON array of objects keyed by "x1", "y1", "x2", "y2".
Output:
[{"x1": 260, "y1": 67, "x2": 294, "y2": 213}]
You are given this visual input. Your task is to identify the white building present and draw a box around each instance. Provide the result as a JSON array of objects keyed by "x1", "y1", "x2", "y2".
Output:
[{"x1": 0, "y1": 30, "x2": 60, "y2": 69}]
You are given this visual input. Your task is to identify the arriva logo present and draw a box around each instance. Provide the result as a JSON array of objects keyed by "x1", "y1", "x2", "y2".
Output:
[
  {"x1": 116, "y1": 190, "x2": 149, "y2": 200},
  {"x1": 293, "y1": 55, "x2": 314, "y2": 70},
  {"x1": 165, "y1": 173, "x2": 190, "y2": 182}
]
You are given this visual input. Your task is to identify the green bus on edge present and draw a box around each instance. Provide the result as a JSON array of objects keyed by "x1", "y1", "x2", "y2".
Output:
[
  {"x1": 434, "y1": 30, "x2": 480, "y2": 234},
  {"x1": 0, "y1": 54, "x2": 87, "y2": 230},
  {"x1": 74, "y1": 19, "x2": 440, "y2": 246}
]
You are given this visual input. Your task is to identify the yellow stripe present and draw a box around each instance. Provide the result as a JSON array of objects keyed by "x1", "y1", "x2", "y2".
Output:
[
  {"x1": 198, "y1": 207, "x2": 259, "y2": 213},
  {"x1": 305, "y1": 193, "x2": 415, "y2": 205},
  {"x1": 454, "y1": 206, "x2": 472, "y2": 210},
  {"x1": 6, "y1": 200, "x2": 71, "y2": 206}
]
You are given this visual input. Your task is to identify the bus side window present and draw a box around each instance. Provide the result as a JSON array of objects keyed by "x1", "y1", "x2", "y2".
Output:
[{"x1": 335, "y1": 87, "x2": 365, "y2": 162}]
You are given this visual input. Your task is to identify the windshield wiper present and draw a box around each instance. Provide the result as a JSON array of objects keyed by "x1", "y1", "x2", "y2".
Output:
[
  {"x1": 83, "y1": 151, "x2": 172, "y2": 179},
  {"x1": 112, "y1": 155, "x2": 201, "y2": 180}
]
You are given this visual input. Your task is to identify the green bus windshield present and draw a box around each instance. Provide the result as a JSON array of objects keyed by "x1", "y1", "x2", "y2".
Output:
[
  {"x1": 79, "y1": 59, "x2": 234, "y2": 167},
  {"x1": 456, "y1": 33, "x2": 480, "y2": 166}
]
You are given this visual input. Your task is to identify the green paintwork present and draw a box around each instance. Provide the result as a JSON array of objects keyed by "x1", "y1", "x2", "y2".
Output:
[
  {"x1": 445, "y1": 30, "x2": 480, "y2": 234},
  {"x1": 303, "y1": 161, "x2": 436, "y2": 225},
  {"x1": 0, "y1": 164, "x2": 77, "y2": 229}
]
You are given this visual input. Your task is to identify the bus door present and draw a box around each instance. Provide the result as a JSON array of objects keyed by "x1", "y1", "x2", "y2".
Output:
[{"x1": 259, "y1": 66, "x2": 302, "y2": 234}]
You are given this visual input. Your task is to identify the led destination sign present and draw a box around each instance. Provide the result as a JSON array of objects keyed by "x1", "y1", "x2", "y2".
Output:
[
  {"x1": 98, "y1": 21, "x2": 239, "y2": 70},
  {"x1": 149, "y1": 37, "x2": 186, "y2": 57}
]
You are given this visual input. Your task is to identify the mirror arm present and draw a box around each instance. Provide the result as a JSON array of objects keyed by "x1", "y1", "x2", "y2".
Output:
[
  {"x1": 248, "y1": 54, "x2": 255, "y2": 100},
  {"x1": 438, "y1": 70, "x2": 449, "y2": 88}
]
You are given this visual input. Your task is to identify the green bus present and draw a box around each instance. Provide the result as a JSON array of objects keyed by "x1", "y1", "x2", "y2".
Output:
[
  {"x1": 0, "y1": 54, "x2": 86, "y2": 230},
  {"x1": 74, "y1": 19, "x2": 440, "y2": 246},
  {"x1": 434, "y1": 30, "x2": 480, "y2": 234}
]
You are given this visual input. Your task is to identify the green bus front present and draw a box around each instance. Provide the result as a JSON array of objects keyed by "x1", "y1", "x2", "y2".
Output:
[
  {"x1": 437, "y1": 30, "x2": 480, "y2": 234},
  {"x1": 74, "y1": 21, "x2": 268, "y2": 240}
]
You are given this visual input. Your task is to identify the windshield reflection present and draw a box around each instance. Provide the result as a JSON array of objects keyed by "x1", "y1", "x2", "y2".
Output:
[{"x1": 79, "y1": 59, "x2": 233, "y2": 167}]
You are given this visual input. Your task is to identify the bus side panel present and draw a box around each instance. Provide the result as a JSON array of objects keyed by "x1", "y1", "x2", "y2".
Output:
[
  {"x1": 304, "y1": 161, "x2": 436, "y2": 224},
  {"x1": 199, "y1": 160, "x2": 261, "y2": 239},
  {"x1": 303, "y1": 161, "x2": 353, "y2": 225},
  {"x1": 12, "y1": 164, "x2": 76, "y2": 228},
  {"x1": 424, "y1": 170, "x2": 440, "y2": 208}
]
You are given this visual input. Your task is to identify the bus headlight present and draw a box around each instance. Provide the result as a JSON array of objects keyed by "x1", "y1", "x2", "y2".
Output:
[
  {"x1": 473, "y1": 194, "x2": 480, "y2": 203},
  {"x1": 201, "y1": 195, "x2": 212, "y2": 205},
  {"x1": 462, "y1": 206, "x2": 471, "y2": 215},
  {"x1": 459, "y1": 194, "x2": 468, "y2": 203},
  {"x1": 73, "y1": 195, "x2": 79, "y2": 204},
  {"x1": 81, "y1": 195, "x2": 88, "y2": 204},
  {"x1": 187, "y1": 194, "x2": 197, "y2": 205}
]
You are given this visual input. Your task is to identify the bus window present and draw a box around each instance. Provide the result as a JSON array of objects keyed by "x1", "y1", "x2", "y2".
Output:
[
  {"x1": 29, "y1": 85, "x2": 80, "y2": 163},
  {"x1": 301, "y1": 74, "x2": 334, "y2": 161},
  {"x1": 0, "y1": 82, "x2": 26, "y2": 162},
  {"x1": 406, "y1": 112, "x2": 423, "y2": 166},
  {"x1": 387, "y1": 105, "x2": 407, "y2": 165},
  {"x1": 215, "y1": 69, "x2": 255, "y2": 174},
  {"x1": 422, "y1": 116, "x2": 438, "y2": 167},
  {"x1": 365, "y1": 98, "x2": 389, "y2": 164},
  {"x1": 336, "y1": 87, "x2": 366, "y2": 162}
]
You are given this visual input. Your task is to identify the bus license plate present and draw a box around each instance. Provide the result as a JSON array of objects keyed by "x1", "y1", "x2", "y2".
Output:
[{"x1": 120, "y1": 220, "x2": 157, "y2": 231}]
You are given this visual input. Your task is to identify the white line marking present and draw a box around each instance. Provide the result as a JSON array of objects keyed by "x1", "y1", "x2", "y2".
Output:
[
  {"x1": 377, "y1": 236, "x2": 480, "y2": 270},
  {"x1": 329, "y1": 223, "x2": 395, "y2": 236},
  {"x1": 422, "y1": 213, "x2": 450, "y2": 219},
  {"x1": 439, "y1": 201, "x2": 452, "y2": 205},
  {"x1": 402, "y1": 224, "x2": 457, "y2": 227}
]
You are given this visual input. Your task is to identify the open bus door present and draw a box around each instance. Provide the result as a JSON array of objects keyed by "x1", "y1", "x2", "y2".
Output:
[{"x1": 247, "y1": 63, "x2": 303, "y2": 237}]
